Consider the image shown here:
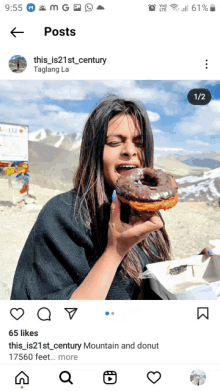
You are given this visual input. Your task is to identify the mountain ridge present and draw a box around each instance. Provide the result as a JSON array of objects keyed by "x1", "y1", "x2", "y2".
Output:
[{"x1": 27, "y1": 128, "x2": 220, "y2": 203}]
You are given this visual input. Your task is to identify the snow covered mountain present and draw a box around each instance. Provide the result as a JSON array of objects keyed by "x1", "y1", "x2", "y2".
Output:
[
  {"x1": 182, "y1": 157, "x2": 220, "y2": 169},
  {"x1": 28, "y1": 128, "x2": 49, "y2": 142},
  {"x1": 28, "y1": 129, "x2": 220, "y2": 200},
  {"x1": 171, "y1": 151, "x2": 220, "y2": 164},
  {"x1": 177, "y1": 167, "x2": 220, "y2": 203},
  {"x1": 28, "y1": 128, "x2": 81, "y2": 151}
]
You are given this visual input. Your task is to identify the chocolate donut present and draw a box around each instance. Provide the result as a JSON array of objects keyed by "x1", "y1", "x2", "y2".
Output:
[{"x1": 115, "y1": 167, "x2": 178, "y2": 212}]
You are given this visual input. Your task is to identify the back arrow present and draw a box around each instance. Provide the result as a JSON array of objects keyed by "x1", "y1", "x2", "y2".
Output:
[{"x1": 11, "y1": 27, "x2": 24, "y2": 38}]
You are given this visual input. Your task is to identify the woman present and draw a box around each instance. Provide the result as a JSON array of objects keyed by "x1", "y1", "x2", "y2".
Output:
[{"x1": 11, "y1": 96, "x2": 171, "y2": 300}]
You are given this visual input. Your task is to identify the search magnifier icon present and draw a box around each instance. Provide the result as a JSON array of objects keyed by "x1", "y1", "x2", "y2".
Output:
[{"x1": 59, "y1": 371, "x2": 73, "y2": 385}]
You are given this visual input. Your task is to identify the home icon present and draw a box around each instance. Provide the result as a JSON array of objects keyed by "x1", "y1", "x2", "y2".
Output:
[{"x1": 15, "y1": 371, "x2": 29, "y2": 385}]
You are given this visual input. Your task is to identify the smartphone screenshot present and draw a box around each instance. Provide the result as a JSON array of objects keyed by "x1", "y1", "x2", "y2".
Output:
[{"x1": 0, "y1": 0, "x2": 220, "y2": 389}]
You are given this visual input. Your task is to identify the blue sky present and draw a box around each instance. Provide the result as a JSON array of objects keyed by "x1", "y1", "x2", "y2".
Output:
[
  {"x1": 11, "y1": 55, "x2": 22, "y2": 60},
  {"x1": 0, "y1": 80, "x2": 220, "y2": 156}
]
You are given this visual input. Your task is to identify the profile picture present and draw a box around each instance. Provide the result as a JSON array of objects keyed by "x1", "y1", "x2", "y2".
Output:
[
  {"x1": 190, "y1": 369, "x2": 206, "y2": 386},
  {"x1": 8, "y1": 55, "x2": 27, "y2": 73}
]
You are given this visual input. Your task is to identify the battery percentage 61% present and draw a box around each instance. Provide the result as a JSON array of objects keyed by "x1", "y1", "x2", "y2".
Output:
[{"x1": 192, "y1": 4, "x2": 208, "y2": 11}]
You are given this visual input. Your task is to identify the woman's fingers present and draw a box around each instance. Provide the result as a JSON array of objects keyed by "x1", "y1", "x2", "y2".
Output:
[
  {"x1": 138, "y1": 211, "x2": 155, "y2": 220},
  {"x1": 108, "y1": 198, "x2": 163, "y2": 257},
  {"x1": 130, "y1": 212, "x2": 154, "y2": 225},
  {"x1": 110, "y1": 195, "x2": 163, "y2": 245},
  {"x1": 110, "y1": 193, "x2": 121, "y2": 226},
  {"x1": 199, "y1": 247, "x2": 214, "y2": 257},
  {"x1": 130, "y1": 207, "x2": 138, "y2": 216},
  {"x1": 130, "y1": 215, "x2": 141, "y2": 225},
  {"x1": 131, "y1": 209, "x2": 159, "y2": 221},
  {"x1": 129, "y1": 214, "x2": 163, "y2": 238}
]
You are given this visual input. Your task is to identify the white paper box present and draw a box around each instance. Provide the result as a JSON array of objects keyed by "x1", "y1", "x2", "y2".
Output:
[{"x1": 141, "y1": 254, "x2": 220, "y2": 300}]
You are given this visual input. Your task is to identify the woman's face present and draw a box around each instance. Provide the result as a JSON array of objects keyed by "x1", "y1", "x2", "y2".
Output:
[{"x1": 103, "y1": 114, "x2": 144, "y2": 189}]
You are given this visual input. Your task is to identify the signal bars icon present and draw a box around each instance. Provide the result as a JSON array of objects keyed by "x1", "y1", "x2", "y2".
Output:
[{"x1": 181, "y1": 5, "x2": 188, "y2": 11}]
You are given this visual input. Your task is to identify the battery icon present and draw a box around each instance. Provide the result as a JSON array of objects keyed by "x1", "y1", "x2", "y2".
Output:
[{"x1": 210, "y1": 4, "x2": 215, "y2": 11}]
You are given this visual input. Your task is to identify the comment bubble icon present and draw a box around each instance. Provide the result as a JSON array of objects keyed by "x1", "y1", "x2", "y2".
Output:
[{"x1": 37, "y1": 307, "x2": 51, "y2": 321}]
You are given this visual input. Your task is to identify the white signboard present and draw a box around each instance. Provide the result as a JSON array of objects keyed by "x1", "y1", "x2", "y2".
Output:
[{"x1": 0, "y1": 123, "x2": 28, "y2": 161}]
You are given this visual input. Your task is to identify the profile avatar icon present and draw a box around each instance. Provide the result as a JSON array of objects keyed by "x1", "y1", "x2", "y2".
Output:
[
  {"x1": 9, "y1": 55, "x2": 27, "y2": 73},
  {"x1": 190, "y1": 369, "x2": 206, "y2": 386}
]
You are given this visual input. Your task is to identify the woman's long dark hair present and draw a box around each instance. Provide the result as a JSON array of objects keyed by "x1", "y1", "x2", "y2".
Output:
[{"x1": 73, "y1": 96, "x2": 171, "y2": 292}]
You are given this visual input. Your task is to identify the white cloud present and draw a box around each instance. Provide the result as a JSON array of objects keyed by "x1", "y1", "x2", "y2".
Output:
[
  {"x1": 174, "y1": 81, "x2": 202, "y2": 91},
  {"x1": 186, "y1": 139, "x2": 210, "y2": 146},
  {"x1": 0, "y1": 101, "x2": 88, "y2": 134},
  {"x1": 163, "y1": 104, "x2": 179, "y2": 116},
  {"x1": 43, "y1": 105, "x2": 62, "y2": 112},
  {"x1": 14, "y1": 96, "x2": 22, "y2": 102},
  {"x1": 148, "y1": 111, "x2": 160, "y2": 122},
  {"x1": 154, "y1": 146, "x2": 195, "y2": 157},
  {"x1": 155, "y1": 147, "x2": 186, "y2": 152},
  {"x1": 209, "y1": 100, "x2": 220, "y2": 112},
  {"x1": 44, "y1": 82, "x2": 87, "y2": 100},
  {"x1": 0, "y1": 81, "x2": 44, "y2": 100},
  {"x1": 152, "y1": 128, "x2": 162, "y2": 134},
  {"x1": 174, "y1": 99, "x2": 220, "y2": 135},
  {"x1": 0, "y1": 80, "x2": 171, "y2": 105},
  {"x1": 42, "y1": 111, "x2": 88, "y2": 133},
  {"x1": 113, "y1": 83, "x2": 170, "y2": 103},
  {"x1": 205, "y1": 81, "x2": 219, "y2": 86},
  {"x1": 0, "y1": 103, "x2": 40, "y2": 123},
  {"x1": 0, "y1": 81, "x2": 181, "y2": 125},
  {"x1": 1, "y1": 81, "x2": 219, "y2": 144}
]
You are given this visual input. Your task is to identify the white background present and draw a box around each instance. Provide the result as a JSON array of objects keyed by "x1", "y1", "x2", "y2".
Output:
[
  {"x1": 0, "y1": 1, "x2": 219, "y2": 79},
  {"x1": 1, "y1": 301, "x2": 219, "y2": 364}
]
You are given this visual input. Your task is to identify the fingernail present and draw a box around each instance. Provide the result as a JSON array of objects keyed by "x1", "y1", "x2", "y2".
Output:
[
  {"x1": 207, "y1": 250, "x2": 214, "y2": 256},
  {"x1": 134, "y1": 180, "x2": 142, "y2": 185},
  {"x1": 112, "y1": 190, "x2": 116, "y2": 202}
]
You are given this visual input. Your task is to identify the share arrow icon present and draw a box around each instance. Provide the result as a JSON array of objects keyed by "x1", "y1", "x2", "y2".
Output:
[{"x1": 64, "y1": 308, "x2": 78, "y2": 320}]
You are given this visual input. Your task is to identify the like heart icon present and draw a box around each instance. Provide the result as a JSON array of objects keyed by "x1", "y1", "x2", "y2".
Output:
[
  {"x1": 147, "y1": 371, "x2": 161, "y2": 384},
  {"x1": 10, "y1": 308, "x2": 25, "y2": 320}
]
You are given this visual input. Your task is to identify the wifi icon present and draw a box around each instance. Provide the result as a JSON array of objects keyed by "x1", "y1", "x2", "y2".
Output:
[{"x1": 170, "y1": 4, "x2": 179, "y2": 10}]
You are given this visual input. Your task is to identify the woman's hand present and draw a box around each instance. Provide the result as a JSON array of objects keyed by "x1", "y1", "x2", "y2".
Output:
[{"x1": 107, "y1": 193, "x2": 163, "y2": 259}]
